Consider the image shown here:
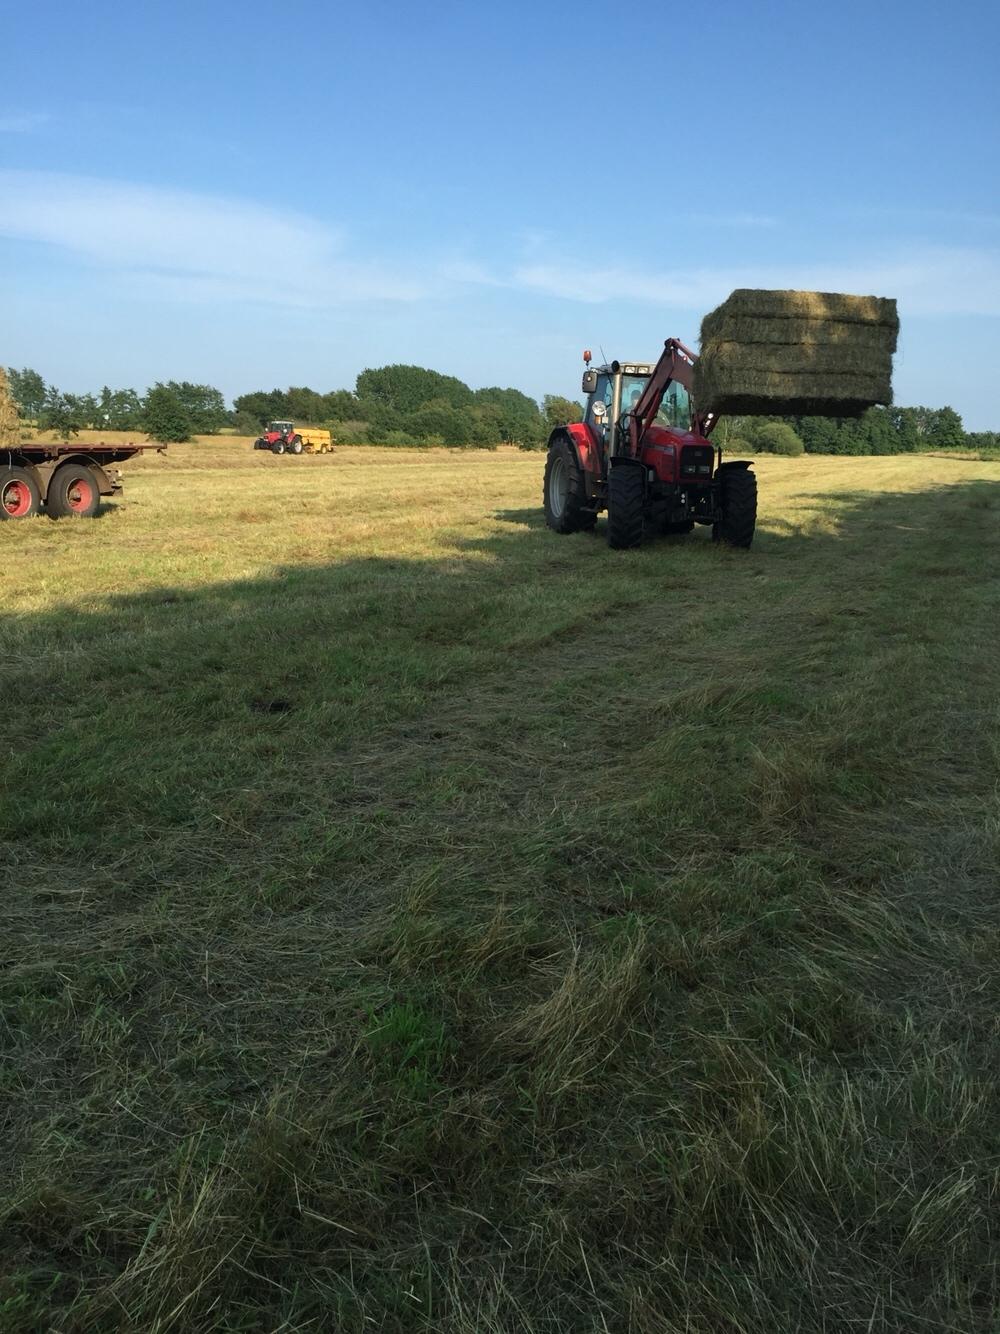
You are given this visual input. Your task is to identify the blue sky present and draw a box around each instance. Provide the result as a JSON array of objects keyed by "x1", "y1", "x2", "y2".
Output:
[{"x1": 2, "y1": 0, "x2": 999, "y2": 427}]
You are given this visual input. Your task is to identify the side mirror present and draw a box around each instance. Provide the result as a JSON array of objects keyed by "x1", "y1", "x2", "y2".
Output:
[{"x1": 582, "y1": 369, "x2": 598, "y2": 394}]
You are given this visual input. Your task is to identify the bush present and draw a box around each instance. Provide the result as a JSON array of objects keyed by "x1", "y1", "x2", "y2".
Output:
[
  {"x1": 752, "y1": 421, "x2": 805, "y2": 456},
  {"x1": 329, "y1": 419, "x2": 373, "y2": 445}
]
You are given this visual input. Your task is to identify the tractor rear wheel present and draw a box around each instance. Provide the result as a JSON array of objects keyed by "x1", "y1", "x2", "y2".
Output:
[
  {"x1": 0, "y1": 467, "x2": 41, "y2": 519},
  {"x1": 713, "y1": 466, "x2": 757, "y2": 548},
  {"x1": 272, "y1": 441, "x2": 286, "y2": 455},
  {"x1": 47, "y1": 464, "x2": 101, "y2": 518},
  {"x1": 544, "y1": 436, "x2": 596, "y2": 534},
  {"x1": 289, "y1": 436, "x2": 304, "y2": 455},
  {"x1": 607, "y1": 464, "x2": 645, "y2": 549}
]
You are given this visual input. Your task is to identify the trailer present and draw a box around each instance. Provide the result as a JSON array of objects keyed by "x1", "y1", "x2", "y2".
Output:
[{"x1": 0, "y1": 441, "x2": 165, "y2": 519}]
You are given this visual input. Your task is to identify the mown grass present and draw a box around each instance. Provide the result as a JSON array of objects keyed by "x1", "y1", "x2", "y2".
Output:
[{"x1": 2, "y1": 445, "x2": 999, "y2": 1331}]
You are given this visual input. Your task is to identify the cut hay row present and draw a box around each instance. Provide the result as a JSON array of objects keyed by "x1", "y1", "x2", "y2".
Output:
[{"x1": 694, "y1": 289, "x2": 899, "y2": 418}]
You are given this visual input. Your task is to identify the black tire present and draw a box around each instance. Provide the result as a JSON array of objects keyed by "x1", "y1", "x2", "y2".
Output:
[
  {"x1": 663, "y1": 519, "x2": 694, "y2": 536},
  {"x1": 713, "y1": 466, "x2": 757, "y2": 549},
  {"x1": 46, "y1": 464, "x2": 102, "y2": 519},
  {"x1": 607, "y1": 463, "x2": 645, "y2": 549},
  {"x1": 289, "y1": 436, "x2": 303, "y2": 455},
  {"x1": 0, "y1": 466, "x2": 41, "y2": 520},
  {"x1": 272, "y1": 441, "x2": 286, "y2": 455},
  {"x1": 543, "y1": 436, "x2": 596, "y2": 533}
]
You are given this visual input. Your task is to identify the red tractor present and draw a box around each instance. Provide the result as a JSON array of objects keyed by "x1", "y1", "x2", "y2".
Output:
[
  {"x1": 543, "y1": 340, "x2": 756, "y2": 549},
  {"x1": 253, "y1": 420, "x2": 305, "y2": 455}
]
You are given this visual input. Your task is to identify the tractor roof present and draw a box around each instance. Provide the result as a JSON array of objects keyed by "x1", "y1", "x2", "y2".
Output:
[{"x1": 594, "y1": 361, "x2": 655, "y2": 377}]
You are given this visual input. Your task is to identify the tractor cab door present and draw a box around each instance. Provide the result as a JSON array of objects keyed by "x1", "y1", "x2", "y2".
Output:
[{"x1": 585, "y1": 374, "x2": 614, "y2": 447}]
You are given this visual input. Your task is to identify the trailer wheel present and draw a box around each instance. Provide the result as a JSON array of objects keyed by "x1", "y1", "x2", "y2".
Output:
[
  {"x1": 0, "y1": 467, "x2": 41, "y2": 519},
  {"x1": 289, "y1": 436, "x2": 303, "y2": 455},
  {"x1": 47, "y1": 463, "x2": 102, "y2": 519},
  {"x1": 607, "y1": 463, "x2": 645, "y2": 549},
  {"x1": 272, "y1": 440, "x2": 286, "y2": 455},
  {"x1": 713, "y1": 465, "x2": 757, "y2": 549}
]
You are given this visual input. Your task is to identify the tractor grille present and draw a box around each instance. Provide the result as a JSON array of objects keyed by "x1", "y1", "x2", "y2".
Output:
[{"x1": 680, "y1": 445, "x2": 714, "y2": 478}]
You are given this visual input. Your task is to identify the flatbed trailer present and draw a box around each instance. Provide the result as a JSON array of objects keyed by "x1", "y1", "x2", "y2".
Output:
[{"x1": 1, "y1": 441, "x2": 165, "y2": 519}]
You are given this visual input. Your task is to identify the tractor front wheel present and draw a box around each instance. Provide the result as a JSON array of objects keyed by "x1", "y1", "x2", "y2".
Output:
[
  {"x1": 272, "y1": 440, "x2": 286, "y2": 455},
  {"x1": 713, "y1": 466, "x2": 757, "y2": 549},
  {"x1": 543, "y1": 436, "x2": 596, "y2": 534},
  {"x1": 607, "y1": 464, "x2": 645, "y2": 549}
]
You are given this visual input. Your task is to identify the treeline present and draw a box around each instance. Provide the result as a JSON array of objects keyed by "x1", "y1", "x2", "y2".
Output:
[
  {"x1": 721, "y1": 404, "x2": 993, "y2": 456},
  {"x1": 233, "y1": 366, "x2": 580, "y2": 448},
  {"x1": 6, "y1": 363, "x2": 994, "y2": 454},
  {"x1": 4, "y1": 368, "x2": 227, "y2": 441},
  {"x1": 5, "y1": 363, "x2": 581, "y2": 447}
]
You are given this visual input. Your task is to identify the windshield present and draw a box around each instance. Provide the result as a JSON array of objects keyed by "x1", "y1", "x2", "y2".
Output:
[{"x1": 620, "y1": 375, "x2": 691, "y2": 430}]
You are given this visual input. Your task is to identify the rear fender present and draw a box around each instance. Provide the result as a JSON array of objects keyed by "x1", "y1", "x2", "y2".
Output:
[
  {"x1": 60, "y1": 455, "x2": 118, "y2": 495},
  {"x1": 559, "y1": 423, "x2": 602, "y2": 483}
]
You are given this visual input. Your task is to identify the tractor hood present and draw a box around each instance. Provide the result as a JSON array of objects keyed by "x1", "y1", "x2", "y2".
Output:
[{"x1": 643, "y1": 423, "x2": 713, "y2": 450}]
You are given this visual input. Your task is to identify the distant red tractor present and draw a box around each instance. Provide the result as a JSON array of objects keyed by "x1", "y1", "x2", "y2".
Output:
[
  {"x1": 253, "y1": 420, "x2": 305, "y2": 455},
  {"x1": 544, "y1": 340, "x2": 756, "y2": 549}
]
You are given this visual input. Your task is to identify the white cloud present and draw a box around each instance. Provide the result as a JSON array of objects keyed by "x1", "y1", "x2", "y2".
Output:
[
  {"x1": 508, "y1": 246, "x2": 1000, "y2": 317},
  {"x1": 0, "y1": 112, "x2": 50, "y2": 133},
  {"x1": 0, "y1": 170, "x2": 426, "y2": 305}
]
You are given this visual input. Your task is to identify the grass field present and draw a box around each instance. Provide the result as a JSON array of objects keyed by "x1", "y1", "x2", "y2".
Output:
[{"x1": 3, "y1": 443, "x2": 999, "y2": 1332}]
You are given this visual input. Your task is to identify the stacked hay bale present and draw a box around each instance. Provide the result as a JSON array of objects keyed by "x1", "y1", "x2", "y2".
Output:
[
  {"x1": 693, "y1": 289, "x2": 899, "y2": 417},
  {"x1": 0, "y1": 367, "x2": 21, "y2": 447}
]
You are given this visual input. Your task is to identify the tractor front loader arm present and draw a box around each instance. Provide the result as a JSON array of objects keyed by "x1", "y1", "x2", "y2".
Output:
[{"x1": 625, "y1": 338, "x2": 718, "y2": 455}]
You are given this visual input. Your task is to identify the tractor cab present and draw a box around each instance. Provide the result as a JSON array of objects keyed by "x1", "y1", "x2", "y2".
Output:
[
  {"x1": 582, "y1": 361, "x2": 693, "y2": 443},
  {"x1": 267, "y1": 420, "x2": 294, "y2": 440}
]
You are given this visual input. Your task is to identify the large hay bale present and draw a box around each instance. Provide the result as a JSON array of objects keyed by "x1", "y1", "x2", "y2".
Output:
[
  {"x1": 0, "y1": 367, "x2": 21, "y2": 447},
  {"x1": 694, "y1": 289, "x2": 898, "y2": 418}
]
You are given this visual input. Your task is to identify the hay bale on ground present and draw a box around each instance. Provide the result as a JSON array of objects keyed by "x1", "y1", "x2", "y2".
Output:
[{"x1": 694, "y1": 289, "x2": 898, "y2": 418}]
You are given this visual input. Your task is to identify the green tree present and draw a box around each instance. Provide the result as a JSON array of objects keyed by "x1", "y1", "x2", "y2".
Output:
[
  {"x1": 286, "y1": 386, "x2": 328, "y2": 424},
  {"x1": 404, "y1": 402, "x2": 471, "y2": 446},
  {"x1": 474, "y1": 386, "x2": 545, "y2": 446},
  {"x1": 542, "y1": 394, "x2": 583, "y2": 431},
  {"x1": 926, "y1": 406, "x2": 965, "y2": 450},
  {"x1": 162, "y1": 382, "x2": 227, "y2": 434},
  {"x1": 97, "y1": 386, "x2": 143, "y2": 430},
  {"x1": 6, "y1": 367, "x2": 46, "y2": 418},
  {"x1": 38, "y1": 386, "x2": 83, "y2": 437},
  {"x1": 356, "y1": 365, "x2": 474, "y2": 415},
  {"x1": 793, "y1": 416, "x2": 841, "y2": 453},
  {"x1": 887, "y1": 407, "x2": 921, "y2": 452},
  {"x1": 321, "y1": 390, "x2": 360, "y2": 421},
  {"x1": 143, "y1": 383, "x2": 192, "y2": 442},
  {"x1": 233, "y1": 389, "x2": 290, "y2": 427}
]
